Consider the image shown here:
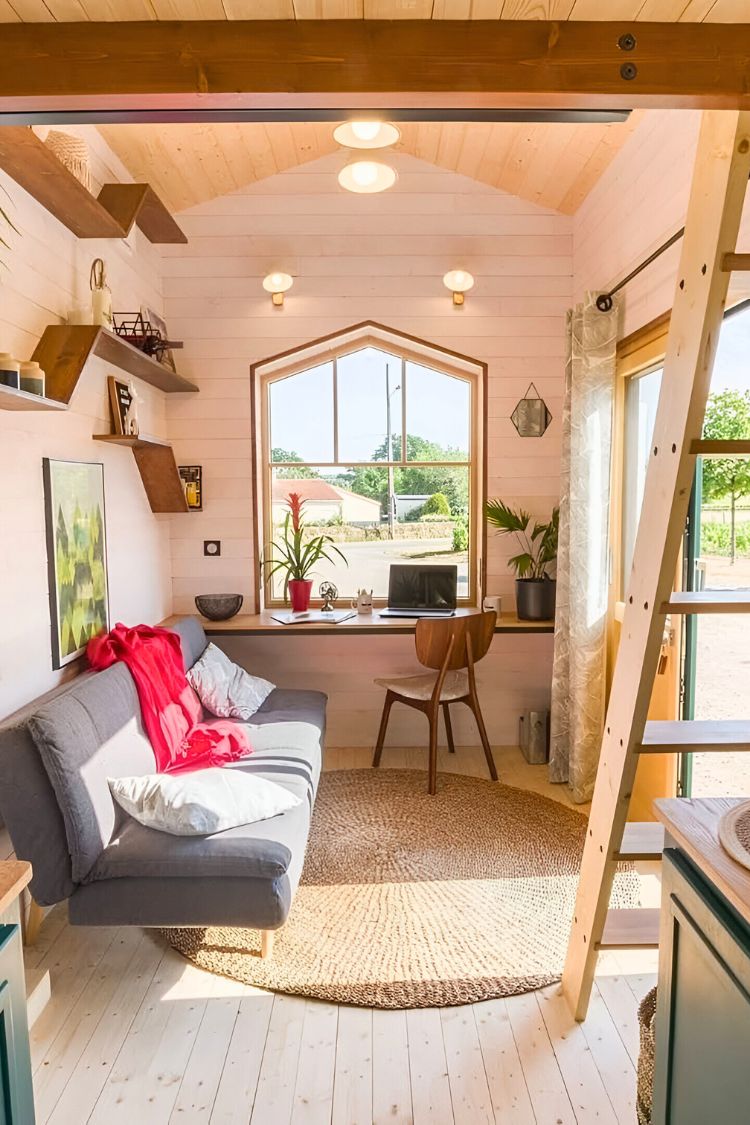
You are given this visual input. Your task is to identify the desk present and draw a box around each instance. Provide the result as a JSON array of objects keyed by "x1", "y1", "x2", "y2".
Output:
[{"x1": 164, "y1": 609, "x2": 554, "y2": 638}]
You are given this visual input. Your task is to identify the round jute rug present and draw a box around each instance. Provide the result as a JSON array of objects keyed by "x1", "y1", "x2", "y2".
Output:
[{"x1": 163, "y1": 769, "x2": 639, "y2": 1008}]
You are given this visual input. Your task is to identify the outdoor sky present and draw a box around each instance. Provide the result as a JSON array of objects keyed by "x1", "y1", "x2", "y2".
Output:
[
  {"x1": 269, "y1": 346, "x2": 470, "y2": 464},
  {"x1": 713, "y1": 300, "x2": 750, "y2": 393}
]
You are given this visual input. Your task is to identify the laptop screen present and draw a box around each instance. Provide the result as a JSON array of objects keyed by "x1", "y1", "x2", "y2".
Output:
[{"x1": 387, "y1": 565, "x2": 458, "y2": 610}]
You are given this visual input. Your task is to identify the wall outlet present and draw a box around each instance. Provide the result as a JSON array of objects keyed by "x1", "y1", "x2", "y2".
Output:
[{"x1": 204, "y1": 540, "x2": 221, "y2": 557}]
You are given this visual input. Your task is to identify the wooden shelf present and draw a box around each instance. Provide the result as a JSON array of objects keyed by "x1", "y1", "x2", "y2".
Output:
[
  {"x1": 662, "y1": 590, "x2": 750, "y2": 614},
  {"x1": 639, "y1": 719, "x2": 750, "y2": 754},
  {"x1": 0, "y1": 383, "x2": 67, "y2": 412},
  {"x1": 0, "y1": 127, "x2": 186, "y2": 243},
  {"x1": 598, "y1": 908, "x2": 660, "y2": 950},
  {"x1": 32, "y1": 325, "x2": 197, "y2": 404},
  {"x1": 691, "y1": 439, "x2": 750, "y2": 455},
  {"x1": 614, "y1": 822, "x2": 665, "y2": 861},
  {"x1": 94, "y1": 435, "x2": 189, "y2": 513}
]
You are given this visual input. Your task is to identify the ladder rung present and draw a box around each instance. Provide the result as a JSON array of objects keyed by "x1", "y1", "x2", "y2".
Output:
[
  {"x1": 721, "y1": 252, "x2": 750, "y2": 272},
  {"x1": 639, "y1": 719, "x2": 750, "y2": 753},
  {"x1": 614, "y1": 822, "x2": 665, "y2": 860},
  {"x1": 691, "y1": 439, "x2": 750, "y2": 456},
  {"x1": 598, "y1": 908, "x2": 660, "y2": 950},
  {"x1": 662, "y1": 590, "x2": 750, "y2": 614}
]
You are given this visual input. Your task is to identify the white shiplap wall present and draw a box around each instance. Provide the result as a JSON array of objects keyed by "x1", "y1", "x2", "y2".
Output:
[
  {"x1": 0, "y1": 127, "x2": 172, "y2": 718},
  {"x1": 163, "y1": 151, "x2": 572, "y2": 747}
]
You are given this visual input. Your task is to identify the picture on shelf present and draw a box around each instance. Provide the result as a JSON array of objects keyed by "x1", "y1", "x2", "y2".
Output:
[
  {"x1": 43, "y1": 459, "x2": 109, "y2": 669},
  {"x1": 107, "y1": 375, "x2": 136, "y2": 435},
  {"x1": 179, "y1": 465, "x2": 202, "y2": 510},
  {"x1": 141, "y1": 305, "x2": 177, "y2": 372}
]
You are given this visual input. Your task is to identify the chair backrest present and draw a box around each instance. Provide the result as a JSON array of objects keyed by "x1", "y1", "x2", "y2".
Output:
[{"x1": 414, "y1": 611, "x2": 496, "y2": 672}]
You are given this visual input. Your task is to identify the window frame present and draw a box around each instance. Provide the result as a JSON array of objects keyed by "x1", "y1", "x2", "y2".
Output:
[{"x1": 250, "y1": 321, "x2": 487, "y2": 610}]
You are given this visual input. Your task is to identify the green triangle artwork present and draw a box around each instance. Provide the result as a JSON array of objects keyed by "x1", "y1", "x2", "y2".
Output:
[{"x1": 43, "y1": 459, "x2": 109, "y2": 670}]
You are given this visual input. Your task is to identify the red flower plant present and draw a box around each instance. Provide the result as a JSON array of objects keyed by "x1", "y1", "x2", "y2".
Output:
[
  {"x1": 262, "y1": 491, "x2": 347, "y2": 598},
  {"x1": 287, "y1": 491, "x2": 303, "y2": 534}
]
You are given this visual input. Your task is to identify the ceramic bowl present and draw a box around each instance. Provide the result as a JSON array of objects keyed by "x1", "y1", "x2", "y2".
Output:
[{"x1": 194, "y1": 594, "x2": 244, "y2": 621}]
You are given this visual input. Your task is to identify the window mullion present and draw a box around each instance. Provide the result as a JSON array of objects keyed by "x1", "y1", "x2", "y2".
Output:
[
  {"x1": 400, "y1": 355, "x2": 407, "y2": 466},
  {"x1": 333, "y1": 356, "x2": 339, "y2": 465}
]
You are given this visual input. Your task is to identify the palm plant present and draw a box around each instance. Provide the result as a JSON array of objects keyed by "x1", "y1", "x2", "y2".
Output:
[
  {"x1": 485, "y1": 499, "x2": 559, "y2": 579},
  {"x1": 263, "y1": 492, "x2": 347, "y2": 599}
]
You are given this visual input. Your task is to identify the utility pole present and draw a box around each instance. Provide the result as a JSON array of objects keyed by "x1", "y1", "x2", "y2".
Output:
[{"x1": 385, "y1": 363, "x2": 400, "y2": 539}]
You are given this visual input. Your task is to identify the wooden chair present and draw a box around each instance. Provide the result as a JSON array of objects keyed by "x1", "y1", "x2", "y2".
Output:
[{"x1": 372, "y1": 611, "x2": 498, "y2": 794}]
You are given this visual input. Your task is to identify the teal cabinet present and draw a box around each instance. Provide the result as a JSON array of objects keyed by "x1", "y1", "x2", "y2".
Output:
[
  {"x1": 0, "y1": 924, "x2": 34, "y2": 1125},
  {"x1": 653, "y1": 848, "x2": 750, "y2": 1125}
]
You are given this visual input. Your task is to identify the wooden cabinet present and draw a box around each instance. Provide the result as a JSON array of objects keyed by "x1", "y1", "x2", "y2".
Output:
[
  {"x1": 653, "y1": 806, "x2": 750, "y2": 1125},
  {"x1": 0, "y1": 920, "x2": 34, "y2": 1124}
]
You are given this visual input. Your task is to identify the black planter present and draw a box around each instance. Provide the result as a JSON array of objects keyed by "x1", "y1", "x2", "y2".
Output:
[{"x1": 515, "y1": 578, "x2": 556, "y2": 621}]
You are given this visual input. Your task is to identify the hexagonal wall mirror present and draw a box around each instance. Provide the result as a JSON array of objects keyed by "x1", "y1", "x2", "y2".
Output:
[{"x1": 511, "y1": 382, "x2": 552, "y2": 437}]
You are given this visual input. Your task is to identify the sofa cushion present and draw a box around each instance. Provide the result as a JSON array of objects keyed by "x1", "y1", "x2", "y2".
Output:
[
  {"x1": 232, "y1": 720, "x2": 323, "y2": 804},
  {"x1": 28, "y1": 664, "x2": 156, "y2": 883},
  {"x1": 251, "y1": 688, "x2": 327, "y2": 739},
  {"x1": 169, "y1": 616, "x2": 208, "y2": 671}
]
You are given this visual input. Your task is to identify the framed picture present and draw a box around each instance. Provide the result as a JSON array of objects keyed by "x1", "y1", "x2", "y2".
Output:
[
  {"x1": 178, "y1": 465, "x2": 203, "y2": 511},
  {"x1": 107, "y1": 375, "x2": 135, "y2": 436},
  {"x1": 43, "y1": 459, "x2": 109, "y2": 669},
  {"x1": 141, "y1": 304, "x2": 176, "y2": 372}
]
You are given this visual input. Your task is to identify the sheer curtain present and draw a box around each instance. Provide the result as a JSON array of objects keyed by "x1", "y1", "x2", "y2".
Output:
[{"x1": 549, "y1": 292, "x2": 618, "y2": 803}]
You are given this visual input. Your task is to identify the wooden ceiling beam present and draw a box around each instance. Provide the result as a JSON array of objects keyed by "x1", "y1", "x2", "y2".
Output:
[{"x1": 0, "y1": 21, "x2": 750, "y2": 114}]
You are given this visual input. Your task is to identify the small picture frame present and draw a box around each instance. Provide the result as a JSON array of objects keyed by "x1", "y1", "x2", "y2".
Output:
[
  {"x1": 107, "y1": 375, "x2": 134, "y2": 436},
  {"x1": 179, "y1": 465, "x2": 202, "y2": 511},
  {"x1": 141, "y1": 305, "x2": 176, "y2": 372}
]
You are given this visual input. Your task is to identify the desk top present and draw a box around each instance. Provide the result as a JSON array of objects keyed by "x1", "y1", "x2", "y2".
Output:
[
  {"x1": 655, "y1": 797, "x2": 750, "y2": 929},
  {"x1": 0, "y1": 860, "x2": 31, "y2": 916},
  {"x1": 165, "y1": 609, "x2": 555, "y2": 637}
]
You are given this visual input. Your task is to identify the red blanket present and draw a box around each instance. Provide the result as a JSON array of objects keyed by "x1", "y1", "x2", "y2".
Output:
[{"x1": 87, "y1": 623, "x2": 252, "y2": 773}]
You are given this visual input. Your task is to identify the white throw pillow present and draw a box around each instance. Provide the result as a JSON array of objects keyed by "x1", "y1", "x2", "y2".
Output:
[
  {"x1": 108, "y1": 768, "x2": 301, "y2": 836},
  {"x1": 187, "y1": 643, "x2": 275, "y2": 720}
]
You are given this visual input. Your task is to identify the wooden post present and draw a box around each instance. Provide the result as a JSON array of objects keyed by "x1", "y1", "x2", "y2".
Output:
[{"x1": 562, "y1": 109, "x2": 750, "y2": 1021}]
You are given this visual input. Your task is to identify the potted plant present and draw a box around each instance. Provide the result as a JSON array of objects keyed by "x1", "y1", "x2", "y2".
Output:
[
  {"x1": 263, "y1": 492, "x2": 347, "y2": 612},
  {"x1": 485, "y1": 499, "x2": 559, "y2": 620}
]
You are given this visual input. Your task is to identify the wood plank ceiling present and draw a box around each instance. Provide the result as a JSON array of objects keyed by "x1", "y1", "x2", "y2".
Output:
[{"x1": 11, "y1": 1, "x2": 743, "y2": 214}]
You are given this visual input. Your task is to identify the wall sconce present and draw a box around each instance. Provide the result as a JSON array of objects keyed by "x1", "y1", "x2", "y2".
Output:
[
  {"x1": 511, "y1": 382, "x2": 553, "y2": 437},
  {"x1": 443, "y1": 270, "x2": 475, "y2": 306},
  {"x1": 263, "y1": 272, "x2": 294, "y2": 307}
]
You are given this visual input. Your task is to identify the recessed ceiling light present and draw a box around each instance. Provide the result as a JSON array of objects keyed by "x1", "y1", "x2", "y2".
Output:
[
  {"x1": 338, "y1": 161, "x2": 397, "y2": 194},
  {"x1": 333, "y1": 120, "x2": 401, "y2": 149}
]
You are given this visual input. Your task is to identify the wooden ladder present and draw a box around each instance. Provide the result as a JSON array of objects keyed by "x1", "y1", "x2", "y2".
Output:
[{"x1": 562, "y1": 108, "x2": 750, "y2": 1022}]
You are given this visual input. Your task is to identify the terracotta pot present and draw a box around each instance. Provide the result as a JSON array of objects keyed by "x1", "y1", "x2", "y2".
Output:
[{"x1": 288, "y1": 578, "x2": 313, "y2": 613}]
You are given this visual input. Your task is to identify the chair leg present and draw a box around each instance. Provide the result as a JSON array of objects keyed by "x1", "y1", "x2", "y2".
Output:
[
  {"x1": 261, "y1": 929, "x2": 275, "y2": 960},
  {"x1": 373, "y1": 692, "x2": 394, "y2": 768},
  {"x1": 468, "y1": 694, "x2": 498, "y2": 782},
  {"x1": 428, "y1": 708, "x2": 439, "y2": 795},
  {"x1": 442, "y1": 702, "x2": 456, "y2": 753}
]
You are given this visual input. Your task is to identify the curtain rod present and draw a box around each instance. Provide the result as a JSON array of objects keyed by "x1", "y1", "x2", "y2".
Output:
[{"x1": 595, "y1": 228, "x2": 684, "y2": 312}]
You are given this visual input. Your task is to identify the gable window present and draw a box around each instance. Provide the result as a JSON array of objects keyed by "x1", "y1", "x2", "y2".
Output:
[{"x1": 252, "y1": 324, "x2": 485, "y2": 608}]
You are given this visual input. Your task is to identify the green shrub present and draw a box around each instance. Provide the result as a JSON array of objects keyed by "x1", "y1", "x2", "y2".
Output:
[
  {"x1": 452, "y1": 515, "x2": 469, "y2": 552},
  {"x1": 700, "y1": 521, "x2": 750, "y2": 557},
  {"x1": 421, "y1": 492, "x2": 451, "y2": 517}
]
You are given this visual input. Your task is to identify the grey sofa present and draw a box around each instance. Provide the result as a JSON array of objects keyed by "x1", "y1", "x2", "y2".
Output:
[{"x1": 0, "y1": 617, "x2": 326, "y2": 940}]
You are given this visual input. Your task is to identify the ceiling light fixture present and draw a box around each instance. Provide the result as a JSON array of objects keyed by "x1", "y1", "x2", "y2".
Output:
[
  {"x1": 443, "y1": 270, "x2": 475, "y2": 306},
  {"x1": 262, "y1": 272, "x2": 293, "y2": 307},
  {"x1": 333, "y1": 120, "x2": 401, "y2": 149},
  {"x1": 338, "y1": 161, "x2": 397, "y2": 194}
]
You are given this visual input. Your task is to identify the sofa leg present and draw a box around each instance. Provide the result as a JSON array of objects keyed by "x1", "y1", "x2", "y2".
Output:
[
  {"x1": 23, "y1": 898, "x2": 45, "y2": 947},
  {"x1": 261, "y1": 930, "x2": 275, "y2": 960}
]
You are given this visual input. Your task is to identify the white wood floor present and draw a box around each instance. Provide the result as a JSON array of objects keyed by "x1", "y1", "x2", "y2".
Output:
[{"x1": 8, "y1": 746, "x2": 659, "y2": 1125}]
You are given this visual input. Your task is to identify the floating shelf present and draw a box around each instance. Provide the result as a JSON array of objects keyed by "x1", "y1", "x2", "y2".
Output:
[
  {"x1": 0, "y1": 383, "x2": 67, "y2": 412},
  {"x1": 0, "y1": 127, "x2": 187, "y2": 244},
  {"x1": 93, "y1": 435, "x2": 189, "y2": 514},
  {"x1": 32, "y1": 325, "x2": 197, "y2": 403}
]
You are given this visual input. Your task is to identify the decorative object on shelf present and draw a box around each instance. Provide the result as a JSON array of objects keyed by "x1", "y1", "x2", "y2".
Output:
[
  {"x1": 179, "y1": 465, "x2": 203, "y2": 511},
  {"x1": 333, "y1": 120, "x2": 400, "y2": 149},
  {"x1": 43, "y1": 458, "x2": 109, "y2": 669},
  {"x1": 90, "y1": 258, "x2": 113, "y2": 328},
  {"x1": 263, "y1": 492, "x2": 347, "y2": 613},
  {"x1": 19, "y1": 360, "x2": 45, "y2": 396},
  {"x1": 717, "y1": 800, "x2": 750, "y2": 871},
  {"x1": 262, "y1": 272, "x2": 293, "y2": 308},
  {"x1": 319, "y1": 581, "x2": 338, "y2": 612},
  {"x1": 351, "y1": 588, "x2": 373, "y2": 615},
  {"x1": 44, "y1": 129, "x2": 91, "y2": 191},
  {"x1": 485, "y1": 499, "x2": 559, "y2": 621},
  {"x1": 482, "y1": 594, "x2": 503, "y2": 615},
  {"x1": 0, "y1": 353, "x2": 20, "y2": 389},
  {"x1": 194, "y1": 594, "x2": 243, "y2": 622},
  {"x1": 112, "y1": 310, "x2": 182, "y2": 368},
  {"x1": 443, "y1": 269, "x2": 475, "y2": 306},
  {"x1": 338, "y1": 161, "x2": 397, "y2": 194},
  {"x1": 141, "y1": 305, "x2": 178, "y2": 371},
  {"x1": 107, "y1": 375, "x2": 133, "y2": 435},
  {"x1": 511, "y1": 382, "x2": 552, "y2": 438},
  {"x1": 123, "y1": 378, "x2": 141, "y2": 436}
]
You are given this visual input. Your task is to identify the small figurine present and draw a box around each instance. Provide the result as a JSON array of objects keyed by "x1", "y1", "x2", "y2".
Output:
[
  {"x1": 123, "y1": 379, "x2": 141, "y2": 436},
  {"x1": 352, "y1": 588, "x2": 373, "y2": 615},
  {"x1": 319, "y1": 581, "x2": 338, "y2": 612}
]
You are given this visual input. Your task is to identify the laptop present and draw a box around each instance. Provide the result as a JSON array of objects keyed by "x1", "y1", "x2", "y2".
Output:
[{"x1": 378, "y1": 564, "x2": 457, "y2": 618}]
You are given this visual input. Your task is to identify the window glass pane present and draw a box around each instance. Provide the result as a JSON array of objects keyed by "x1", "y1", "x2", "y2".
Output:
[
  {"x1": 269, "y1": 466, "x2": 470, "y2": 600},
  {"x1": 336, "y1": 347, "x2": 402, "y2": 463},
  {"x1": 405, "y1": 362, "x2": 470, "y2": 462},
  {"x1": 269, "y1": 362, "x2": 334, "y2": 464},
  {"x1": 622, "y1": 367, "x2": 662, "y2": 592}
]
